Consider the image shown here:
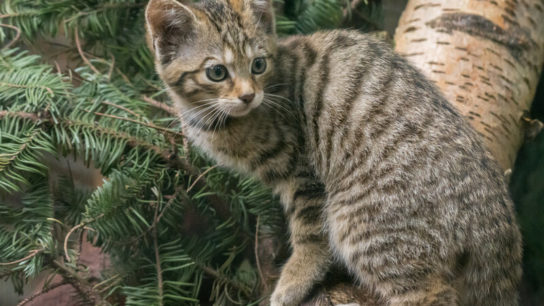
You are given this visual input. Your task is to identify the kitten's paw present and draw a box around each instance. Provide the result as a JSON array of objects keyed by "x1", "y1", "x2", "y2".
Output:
[{"x1": 270, "y1": 283, "x2": 308, "y2": 306}]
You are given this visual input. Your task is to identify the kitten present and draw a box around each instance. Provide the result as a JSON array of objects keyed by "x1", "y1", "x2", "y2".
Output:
[{"x1": 145, "y1": 0, "x2": 522, "y2": 305}]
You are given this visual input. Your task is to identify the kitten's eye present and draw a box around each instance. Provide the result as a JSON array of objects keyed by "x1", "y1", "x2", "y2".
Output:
[
  {"x1": 206, "y1": 65, "x2": 228, "y2": 82},
  {"x1": 251, "y1": 57, "x2": 267, "y2": 75}
]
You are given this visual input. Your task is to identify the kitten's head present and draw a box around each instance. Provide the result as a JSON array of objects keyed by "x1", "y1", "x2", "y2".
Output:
[{"x1": 146, "y1": 0, "x2": 276, "y2": 119}]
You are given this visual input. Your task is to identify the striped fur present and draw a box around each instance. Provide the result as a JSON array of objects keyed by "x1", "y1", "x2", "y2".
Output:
[{"x1": 146, "y1": 1, "x2": 522, "y2": 305}]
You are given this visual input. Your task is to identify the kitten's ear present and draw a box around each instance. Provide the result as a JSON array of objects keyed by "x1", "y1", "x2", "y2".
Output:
[
  {"x1": 145, "y1": 0, "x2": 197, "y2": 64},
  {"x1": 247, "y1": 0, "x2": 275, "y2": 35}
]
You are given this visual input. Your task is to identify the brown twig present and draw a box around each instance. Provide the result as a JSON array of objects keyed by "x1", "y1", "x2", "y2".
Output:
[
  {"x1": 0, "y1": 249, "x2": 43, "y2": 266},
  {"x1": 101, "y1": 100, "x2": 141, "y2": 118},
  {"x1": 16, "y1": 281, "x2": 69, "y2": 306},
  {"x1": 64, "y1": 214, "x2": 104, "y2": 261},
  {"x1": 90, "y1": 111, "x2": 183, "y2": 137},
  {"x1": 0, "y1": 110, "x2": 43, "y2": 121},
  {"x1": 198, "y1": 263, "x2": 250, "y2": 294},
  {"x1": 254, "y1": 216, "x2": 267, "y2": 290},
  {"x1": 187, "y1": 165, "x2": 217, "y2": 193},
  {"x1": 74, "y1": 28, "x2": 101, "y2": 75},
  {"x1": 107, "y1": 55, "x2": 115, "y2": 80},
  {"x1": 51, "y1": 259, "x2": 104, "y2": 305},
  {"x1": 142, "y1": 95, "x2": 177, "y2": 116},
  {"x1": 0, "y1": 81, "x2": 54, "y2": 96},
  {"x1": 0, "y1": 23, "x2": 21, "y2": 50},
  {"x1": 152, "y1": 202, "x2": 164, "y2": 306}
]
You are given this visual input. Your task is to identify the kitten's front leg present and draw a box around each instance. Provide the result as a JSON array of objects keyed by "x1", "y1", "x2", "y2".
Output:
[{"x1": 270, "y1": 182, "x2": 330, "y2": 306}]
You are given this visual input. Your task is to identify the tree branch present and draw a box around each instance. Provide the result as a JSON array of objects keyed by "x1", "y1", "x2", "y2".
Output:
[
  {"x1": 152, "y1": 202, "x2": 164, "y2": 306},
  {"x1": 74, "y1": 28, "x2": 101, "y2": 75},
  {"x1": 16, "y1": 281, "x2": 69, "y2": 306},
  {"x1": 0, "y1": 249, "x2": 43, "y2": 266},
  {"x1": 51, "y1": 259, "x2": 106, "y2": 305},
  {"x1": 64, "y1": 214, "x2": 104, "y2": 262},
  {"x1": 0, "y1": 23, "x2": 21, "y2": 50},
  {"x1": 142, "y1": 95, "x2": 178, "y2": 116}
]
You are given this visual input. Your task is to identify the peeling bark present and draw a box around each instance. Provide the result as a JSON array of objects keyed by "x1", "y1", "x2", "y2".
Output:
[{"x1": 394, "y1": 0, "x2": 544, "y2": 171}]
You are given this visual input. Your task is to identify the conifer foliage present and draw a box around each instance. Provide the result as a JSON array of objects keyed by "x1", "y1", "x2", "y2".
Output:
[{"x1": 0, "y1": 0, "x2": 382, "y2": 304}]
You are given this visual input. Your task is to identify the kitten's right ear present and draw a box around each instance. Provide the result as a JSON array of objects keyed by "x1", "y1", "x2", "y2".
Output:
[{"x1": 145, "y1": 0, "x2": 197, "y2": 64}]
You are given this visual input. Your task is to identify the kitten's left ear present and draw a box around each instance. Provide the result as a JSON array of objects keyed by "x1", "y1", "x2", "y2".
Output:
[
  {"x1": 246, "y1": 0, "x2": 275, "y2": 35},
  {"x1": 145, "y1": 0, "x2": 199, "y2": 64}
]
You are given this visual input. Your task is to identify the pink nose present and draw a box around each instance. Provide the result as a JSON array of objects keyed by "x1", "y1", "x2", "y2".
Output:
[{"x1": 239, "y1": 93, "x2": 255, "y2": 104}]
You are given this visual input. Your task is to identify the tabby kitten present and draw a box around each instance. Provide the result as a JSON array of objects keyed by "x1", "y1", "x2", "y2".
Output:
[{"x1": 145, "y1": 0, "x2": 522, "y2": 305}]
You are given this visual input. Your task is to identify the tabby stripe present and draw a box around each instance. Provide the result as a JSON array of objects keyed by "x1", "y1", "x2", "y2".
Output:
[
  {"x1": 294, "y1": 234, "x2": 323, "y2": 245},
  {"x1": 334, "y1": 183, "x2": 375, "y2": 208},
  {"x1": 185, "y1": 82, "x2": 219, "y2": 98},
  {"x1": 205, "y1": 11, "x2": 223, "y2": 34},
  {"x1": 376, "y1": 266, "x2": 434, "y2": 284},
  {"x1": 295, "y1": 45, "x2": 314, "y2": 152},
  {"x1": 344, "y1": 191, "x2": 421, "y2": 227},
  {"x1": 250, "y1": 137, "x2": 286, "y2": 169},
  {"x1": 314, "y1": 38, "x2": 356, "y2": 169},
  {"x1": 333, "y1": 35, "x2": 358, "y2": 49},
  {"x1": 332, "y1": 162, "x2": 393, "y2": 200},
  {"x1": 338, "y1": 226, "x2": 354, "y2": 246},
  {"x1": 250, "y1": 113, "x2": 287, "y2": 168},
  {"x1": 323, "y1": 58, "x2": 370, "y2": 175},
  {"x1": 341, "y1": 68, "x2": 395, "y2": 155},
  {"x1": 285, "y1": 49, "x2": 299, "y2": 103},
  {"x1": 293, "y1": 182, "x2": 325, "y2": 201},
  {"x1": 349, "y1": 224, "x2": 439, "y2": 247},
  {"x1": 312, "y1": 54, "x2": 330, "y2": 166},
  {"x1": 261, "y1": 151, "x2": 297, "y2": 184},
  {"x1": 332, "y1": 147, "x2": 371, "y2": 194},
  {"x1": 301, "y1": 41, "x2": 318, "y2": 67},
  {"x1": 169, "y1": 69, "x2": 199, "y2": 88},
  {"x1": 294, "y1": 205, "x2": 323, "y2": 225},
  {"x1": 337, "y1": 87, "x2": 421, "y2": 185}
]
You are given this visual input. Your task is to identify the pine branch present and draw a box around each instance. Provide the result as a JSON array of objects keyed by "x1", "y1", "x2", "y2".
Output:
[
  {"x1": 197, "y1": 263, "x2": 251, "y2": 295},
  {"x1": 0, "y1": 80, "x2": 54, "y2": 95},
  {"x1": 51, "y1": 259, "x2": 103, "y2": 305},
  {"x1": 89, "y1": 110, "x2": 183, "y2": 137},
  {"x1": 16, "y1": 281, "x2": 69, "y2": 306}
]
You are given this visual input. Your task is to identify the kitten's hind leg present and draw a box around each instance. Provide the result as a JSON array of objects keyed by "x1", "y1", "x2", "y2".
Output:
[{"x1": 325, "y1": 196, "x2": 458, "y2": 306}]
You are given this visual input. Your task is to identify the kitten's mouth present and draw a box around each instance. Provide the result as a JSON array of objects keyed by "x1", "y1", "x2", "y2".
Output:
[{"x1": 224, "y1": 96, "x2": 263, "y2": 117}]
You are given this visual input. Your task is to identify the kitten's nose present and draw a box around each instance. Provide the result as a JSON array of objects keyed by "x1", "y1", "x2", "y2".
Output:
[{"x1": 239, "y1": 93, "x2": 255, "y2": 104}]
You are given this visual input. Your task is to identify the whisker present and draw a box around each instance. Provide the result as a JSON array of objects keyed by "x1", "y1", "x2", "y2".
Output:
[
  {"x1": 265, "y1": 83, "x2": 289, "y2": 90},
  {"x1": 265, "y1": 93, "x2": 293, "y2": 104}
]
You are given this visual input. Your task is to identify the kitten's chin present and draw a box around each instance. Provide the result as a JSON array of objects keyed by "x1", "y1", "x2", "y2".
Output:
[
  {"x1": 228, "y1": 107, "x2": 253, "y2": 117},
  {"x1": 226, "y1": 100, "x2": 262, "y2": 117}
]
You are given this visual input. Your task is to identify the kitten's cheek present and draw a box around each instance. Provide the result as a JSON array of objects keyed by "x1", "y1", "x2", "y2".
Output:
[{"x1": 251, "y1": 95, "x2": 263, "y2": 109}]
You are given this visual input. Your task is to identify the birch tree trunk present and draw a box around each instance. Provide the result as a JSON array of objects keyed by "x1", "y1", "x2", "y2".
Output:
[{"x1": 394, "y1": 0, "x2": 544, "y2": 171}]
